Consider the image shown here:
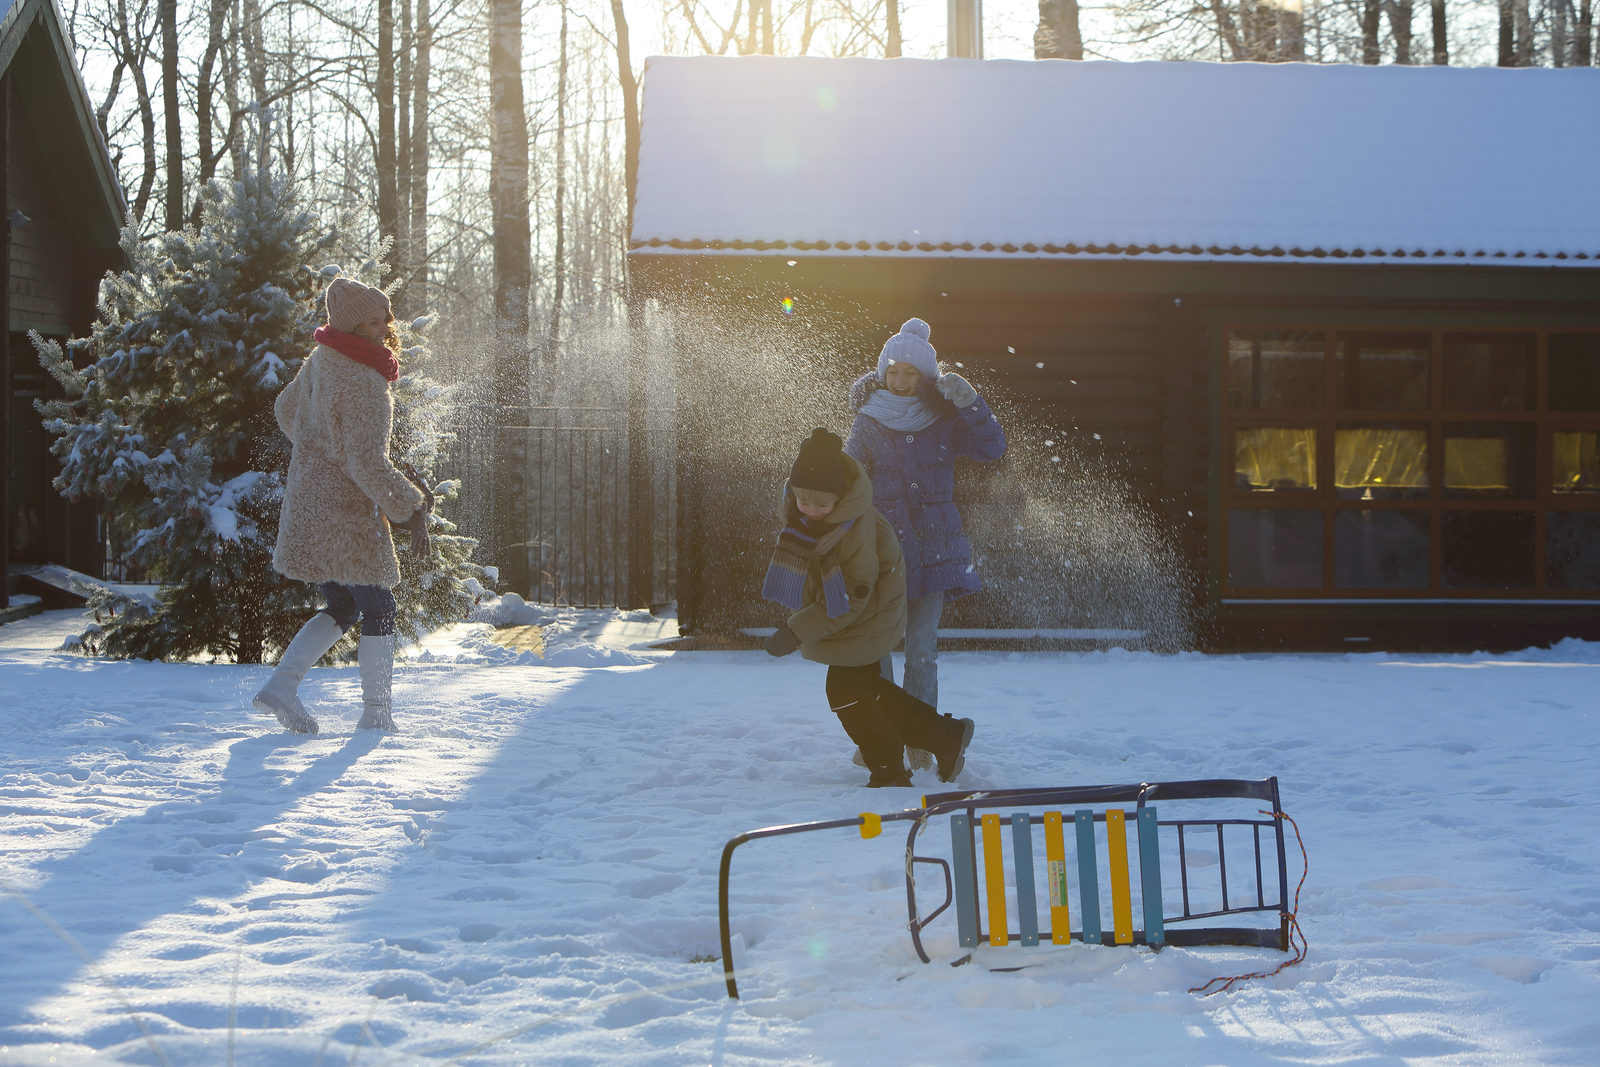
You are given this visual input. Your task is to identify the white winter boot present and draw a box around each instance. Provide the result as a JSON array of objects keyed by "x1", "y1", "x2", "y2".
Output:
[
  {"x1": 253, "y1": 613, "x2": 344, "y2": 735},
  {"x1": 356, "y1": 633, "x2": 397, "y2": 732}
]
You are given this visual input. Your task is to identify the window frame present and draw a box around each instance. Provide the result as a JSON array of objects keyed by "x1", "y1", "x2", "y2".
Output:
[{"x1": 1220, "y1": 325, "x2": 1600, "y2": 599}]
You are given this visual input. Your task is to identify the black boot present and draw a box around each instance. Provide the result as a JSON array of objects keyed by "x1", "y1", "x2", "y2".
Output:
[
  {"x1": 866, "y1": 765, "x2": 913, "y2": 788},
  {"x1": 874, "y1": 680, "x2": 975, "y2": 783},
  {"x1": 932, "y1": 714, "x2": 976, "y2": 783}
]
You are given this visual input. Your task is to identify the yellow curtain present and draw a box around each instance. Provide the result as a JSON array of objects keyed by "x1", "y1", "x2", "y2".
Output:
[
  {"x1": 1335, "y1": 428, "x2": 1429, "y2": 491},
  {"x1": 1443, "y1": 437, "x2": 1510, "y2": 491},
  {"x1": 1235, "y1": 428, "x2": 1316, "y2": 489},
  {"x1": 1553, "y1": 431, "x2": 1600, "y2": 493}
]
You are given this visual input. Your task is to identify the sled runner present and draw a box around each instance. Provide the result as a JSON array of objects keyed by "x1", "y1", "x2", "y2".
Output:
[{"x1": 717, "y1": 777, "x2": 1295, "y2": 998}]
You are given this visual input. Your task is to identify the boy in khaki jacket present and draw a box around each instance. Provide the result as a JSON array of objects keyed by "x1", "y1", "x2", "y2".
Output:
[{"x1": 762, "y1": 428, "x2": 975, "y2": 787}]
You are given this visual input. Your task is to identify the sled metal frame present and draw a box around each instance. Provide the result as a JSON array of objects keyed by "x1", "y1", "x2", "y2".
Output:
[{"x1": 717, "y1": 777, "x2": 1290, "y2": 999}]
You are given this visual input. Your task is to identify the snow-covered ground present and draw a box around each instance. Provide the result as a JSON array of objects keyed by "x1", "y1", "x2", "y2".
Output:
[{"x1": 1, "y1": 605, "x2": 1596, "y2": 1065}]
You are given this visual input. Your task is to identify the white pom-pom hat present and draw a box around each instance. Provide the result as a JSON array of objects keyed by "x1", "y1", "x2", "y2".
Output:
[{"x1": 876, "y1": 317, "x2": 939, "y2": 383}]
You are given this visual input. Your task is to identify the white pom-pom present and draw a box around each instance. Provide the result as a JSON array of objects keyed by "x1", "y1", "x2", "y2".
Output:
[{"x1": 900, "y1": 317, "x2": 931, "y2": 340}]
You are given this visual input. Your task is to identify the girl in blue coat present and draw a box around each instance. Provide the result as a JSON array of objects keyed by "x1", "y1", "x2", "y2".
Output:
[{"x1": 844, "y1": 318, "x2": 1007, "y2": 739}]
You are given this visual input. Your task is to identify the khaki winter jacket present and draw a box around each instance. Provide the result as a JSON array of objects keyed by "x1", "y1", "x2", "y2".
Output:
[
  {"x1": 781, "y1": 452, "x2": 908, "y2": 668},
  {"x1": 272, "y1": 345, "x2": 424, "y2": 588}
]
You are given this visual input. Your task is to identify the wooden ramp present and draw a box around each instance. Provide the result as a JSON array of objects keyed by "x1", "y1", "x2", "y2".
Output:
[
  {"x1": 13, "y1": 565, "x2": 158, "y2": 608},
  {"x1": 489, "y1": 624, "x2": 544, "y2": 657}
]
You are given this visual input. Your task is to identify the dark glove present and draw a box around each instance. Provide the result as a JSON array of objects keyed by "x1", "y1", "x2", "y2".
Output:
[
  {"x1": 401, "y1": 464, "x2": 436, "y2": 512},
  {"x1": 400, "y1": 509, "x2": 431, "y2": 560},
  {"x1": 764, "y1": 623, "x2": 800, "y2": 657}
]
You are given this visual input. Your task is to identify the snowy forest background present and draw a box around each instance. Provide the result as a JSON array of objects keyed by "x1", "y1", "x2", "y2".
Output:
[{"x1": 40, "y1": 0, "x2": 1600, "y2": 634}]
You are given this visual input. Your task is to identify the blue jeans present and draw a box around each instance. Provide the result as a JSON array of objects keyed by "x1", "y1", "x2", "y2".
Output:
[
  {"x1": 319, "y1": 582, "x2": 397, "y2": 637},
  {"x1": 879, "y1": 592, "x2": 944, "y2": 709}
]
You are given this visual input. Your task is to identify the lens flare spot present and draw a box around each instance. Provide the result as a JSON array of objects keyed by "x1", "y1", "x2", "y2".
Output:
[
  {"x1": 805, "y1": 934, "x2": 829, "y2": 959},
  {"x1": 780, "y1": 297, "x2": 797, "y2": 316}
]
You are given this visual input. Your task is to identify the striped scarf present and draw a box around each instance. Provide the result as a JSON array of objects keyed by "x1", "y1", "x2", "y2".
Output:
[{"x1": 762, "y1": 516, "x2": 856, "y2": 618}]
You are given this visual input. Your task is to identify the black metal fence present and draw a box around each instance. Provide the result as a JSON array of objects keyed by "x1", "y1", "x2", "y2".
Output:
[{"x1": 441, "y1": 405, "x2": 677, "y2": 609}]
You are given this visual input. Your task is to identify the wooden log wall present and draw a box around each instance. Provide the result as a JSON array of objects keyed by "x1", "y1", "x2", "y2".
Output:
[
  {"x1": 669, "y1": 282, "x2": 1212, "y2": 635},
  {"x1": 5, "y1": 91, "x2": 83, "y2": 336}
]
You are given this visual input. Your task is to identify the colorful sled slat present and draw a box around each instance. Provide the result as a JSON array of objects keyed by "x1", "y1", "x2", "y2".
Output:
[
  {"x1": 1043, "y1": 811, "x2": 1071, "y2": 945},
  {"x1": 1106, "y1": 808, "x2": 1134, "y2": 944},
  {"x1": 981, "y1": 813, "x2": 1008, "y2": 946},
  {"x1": 1137, "y1": 806, "x2": 1165, "y2": 948},
  {"x1": 1074, "y1": 809, "x2": 1103, "y2": 944},
  {"x1": 951, "y1": 813, "x2": 978, "y2": 948},
  {"x1": 719, "y1": 778, "x2": 1293, "y2": 999},
  {"x1": 1011, "y1": 813, "x2": 1040, "y2": 946}
]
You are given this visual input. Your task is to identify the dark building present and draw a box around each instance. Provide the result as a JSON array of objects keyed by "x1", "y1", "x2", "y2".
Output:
[
  {"x1": 630, "y1": 57, "x2": 1600, "y2": 649},
  {"x1": 2, "y1": 0, "x2": 126, "y2": 614}
]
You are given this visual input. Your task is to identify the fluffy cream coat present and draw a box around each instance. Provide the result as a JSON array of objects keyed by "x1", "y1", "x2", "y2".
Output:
[{"x1": 272, "y1": 345, "x2": 424, "y2": 587}]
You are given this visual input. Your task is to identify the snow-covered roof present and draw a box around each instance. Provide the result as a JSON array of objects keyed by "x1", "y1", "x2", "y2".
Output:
[{"x1": 631, "y1": 56, "x2": 1600, "y2": 266}]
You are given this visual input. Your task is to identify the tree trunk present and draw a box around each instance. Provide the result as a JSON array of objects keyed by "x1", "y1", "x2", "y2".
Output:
[
  {"x1": 886, "y1": 0, "x2": 901, "y2": 56},
  {"x1": 409, "y1": 0, "x2": 433, "y2": 308},
  {"x1": 1498, "y1": 0, "x2": 1515, "y2": 64},
  {"x1": 489, "y1": 0, "x2": 533, "y2": 595},
  {"x1": 543, "y1": 2, "x2": 567, "y2": 367},
  {"x1": 378, "y1": 0, "x2": 399, "y2": 260},
  {"x1": 1034, "y1": 0, "x2": 1083, "y2": 60},
  {"x1": 191, "y1": 0, "x2": 229, "y2": 225},
  {"x1": 1279, "y1": 6, "x2": 1306, "y2": 60},
  {"x1": 224, "y1": 0, "x2": 246, "y2": 177},
  {"x1": 239, "y1": 0, "x2": 269, "y2": 167},
  {"x1": 1514, "y1": 0, "x2": 1533, "y2": 64},
  {"x1": 1388, "y1": 0, "x2": 1414, "y2": 62},
  {"x1": 1432, "y1": 0, "x2": 1448, "y2": 63},
  {"x1": 1579, "y1": 0, "x2": 1593, "y2": 65},
  {"x1": 610, "y1": 0, "x2": 641, "y2": 244},
  {"x1": 397, "y1": 0, "x2": 414, "y2": 297},
  {"x1": 116, "y1": 0, "x2": 158, "y2": 221},
  {"x1": 608, "y1": 0, "x2": 651, "y2": 609},
  {"x1": 160, "y1": 0, "x2": 182, "y2": 228},
  {"x1": 1362, "y1": 0, "x2": 1382, "y2": 63},
  {"x1": 1209, "y1": 0, "x2": 1244, "y2": 60}
]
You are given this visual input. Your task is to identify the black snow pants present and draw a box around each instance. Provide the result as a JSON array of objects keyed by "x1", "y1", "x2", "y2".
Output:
[{"x1": 825, "y1": 663, "x2": 950, "y2": 773}]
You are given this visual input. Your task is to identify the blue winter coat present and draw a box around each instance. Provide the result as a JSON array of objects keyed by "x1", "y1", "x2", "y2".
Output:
[{"x1": 843, "y1": 372, "x2": 1007, "y2": 601}]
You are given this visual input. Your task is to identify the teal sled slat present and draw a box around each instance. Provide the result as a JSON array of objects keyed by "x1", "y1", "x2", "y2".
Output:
[
  {"x1": 951, "y1": 813, "x2": 979, "y2": 948},
  {"x1": 1137, "y1": 806, "x2": 1165, "y2": 948},
  {"x1": 1075, "y1": 809, "x2": 1103, "y2": 945},
  {"x1": 1011, "y1": 813, "x2": 1039, "y2": 946}
]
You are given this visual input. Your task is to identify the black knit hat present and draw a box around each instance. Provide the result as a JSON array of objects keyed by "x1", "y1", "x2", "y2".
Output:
[{"x1": 789, "y1": 428, "x2": 846, "y2": 495}]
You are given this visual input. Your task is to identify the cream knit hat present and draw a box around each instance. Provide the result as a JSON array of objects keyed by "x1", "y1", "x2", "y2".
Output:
[{"x1": 325, "y1": 278, "x2": 391, "y2": 333}]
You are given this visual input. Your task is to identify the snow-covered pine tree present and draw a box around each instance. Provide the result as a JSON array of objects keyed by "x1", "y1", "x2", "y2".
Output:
[{"x1": 33, "y1": 169, "x2": 486, "y2": 663}]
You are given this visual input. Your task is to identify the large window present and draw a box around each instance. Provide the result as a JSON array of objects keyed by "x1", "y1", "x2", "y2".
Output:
[{"x1": 1223, "y1": 327, "x2": 1600, "y2": 597}]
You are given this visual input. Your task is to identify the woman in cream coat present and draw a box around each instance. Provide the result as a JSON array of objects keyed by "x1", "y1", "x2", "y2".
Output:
[{"x1": 253, "y1": 278, "x2": 427, "y2": 734}]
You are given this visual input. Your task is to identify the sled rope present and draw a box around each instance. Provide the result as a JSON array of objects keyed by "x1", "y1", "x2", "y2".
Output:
[{"x1": 1190, "y1": 808, "x2": 1308, "y2": 996}]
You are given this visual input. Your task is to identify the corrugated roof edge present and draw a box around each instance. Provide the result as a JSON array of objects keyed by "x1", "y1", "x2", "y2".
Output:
[{"x1": 628, "y1": 237, "x2": 1598, "y2": 265}]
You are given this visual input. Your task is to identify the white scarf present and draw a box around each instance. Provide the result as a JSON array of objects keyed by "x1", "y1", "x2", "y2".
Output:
[{"x1": 859, "y1": 389, "x2": 942, "y2": 432}]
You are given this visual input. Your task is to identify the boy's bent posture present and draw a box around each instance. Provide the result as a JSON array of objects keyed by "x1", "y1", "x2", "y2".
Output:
[{"x1": 762, "y1": 428, "x2": 975, "y2": 787}]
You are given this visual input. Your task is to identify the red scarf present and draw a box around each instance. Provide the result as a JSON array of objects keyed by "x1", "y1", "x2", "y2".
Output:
[{"x1": 314, "y1": 325, "x2": 399, "y2": 382}]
